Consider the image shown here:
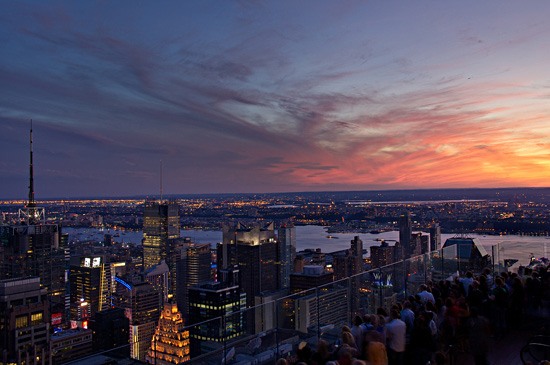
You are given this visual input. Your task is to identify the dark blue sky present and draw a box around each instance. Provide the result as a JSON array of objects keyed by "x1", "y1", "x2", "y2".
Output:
[{"x1": 2, "y1": 1, "x2": 550, "y2": 199}]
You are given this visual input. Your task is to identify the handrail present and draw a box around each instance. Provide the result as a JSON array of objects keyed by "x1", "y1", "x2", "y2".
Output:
[{"x1": 520, "y1": 335, "x2": 550, "y2": 364}]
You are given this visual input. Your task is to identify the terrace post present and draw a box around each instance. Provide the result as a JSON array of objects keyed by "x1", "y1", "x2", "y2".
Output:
[
  {"x1": 316, "y1": 286, "x2": 321, "y2": 343},
  {"x1": 275, "y1": 298, "x2": 279, "y2": 359},
  {"x1": 378, "y1": 267, "x2": 383, "y2": 313}
]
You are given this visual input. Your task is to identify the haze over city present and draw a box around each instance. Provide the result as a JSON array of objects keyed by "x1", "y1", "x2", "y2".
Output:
[{"x1": 2, "y1": 1, "x2": 550, "y2": 199}]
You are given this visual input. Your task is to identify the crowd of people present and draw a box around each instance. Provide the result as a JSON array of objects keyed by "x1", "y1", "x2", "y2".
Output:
[{"x1": 276, "y1": 263, "x2": 549, "y2": 365}]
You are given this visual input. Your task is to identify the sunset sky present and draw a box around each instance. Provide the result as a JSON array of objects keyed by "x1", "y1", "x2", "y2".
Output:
[{"x1": 2, "y1": 1, "x2": 550, "y2": 198}]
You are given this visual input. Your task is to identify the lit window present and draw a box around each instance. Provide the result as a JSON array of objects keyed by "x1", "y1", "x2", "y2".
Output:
[
  {"x1": 15, "y1": 315, "x2": 28, "y2": 329},
  {"x1": 31, "y1": 312, "x2": 43, "y2": 325}
]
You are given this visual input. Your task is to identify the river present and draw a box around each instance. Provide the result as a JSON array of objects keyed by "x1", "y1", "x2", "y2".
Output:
[{"x1": 63, "y1": 225, "x2": 549, "y2": 268}]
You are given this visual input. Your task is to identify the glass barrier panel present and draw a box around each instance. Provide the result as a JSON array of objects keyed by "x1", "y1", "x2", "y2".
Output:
[
  {"x1": 493, "y1": 238, "x2": 549, "y2": 275},
  {"x1": 405, "y1": 254, "x2": 427, "y2": 298},
  {"x1": 185, "y1": 316, "x2": 224, "y2": 364},
  {"x1": 375, "y1": 262, "x2": 403, "y2": 314}
]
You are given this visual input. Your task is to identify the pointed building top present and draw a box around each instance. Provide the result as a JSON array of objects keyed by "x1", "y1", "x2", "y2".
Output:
[{"x1": 28, "y1": 119, "x2": 35, "y2": 208}]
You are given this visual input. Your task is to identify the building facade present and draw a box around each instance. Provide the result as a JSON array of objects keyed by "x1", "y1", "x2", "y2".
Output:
[
  {"x1": 188, "y1": 278, "x2": 245, "y2": 356},
  {"x1": 145, "y1": 303, "x2": 190, "y2": 365},
  {"x1": 0, "y1": 277, "x2": 50, "y2": 365},
  {"x1": 142, "y1": 201, "x2": 180, "y2": 272}
]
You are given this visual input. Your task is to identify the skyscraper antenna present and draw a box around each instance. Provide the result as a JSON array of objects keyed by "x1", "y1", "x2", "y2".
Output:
[
  {"x1": 160, "y1": 160, "x2": 163, "y2": 201},
  {"x1": 28, "y1": 119, "x2": 35, "y2": 207}
]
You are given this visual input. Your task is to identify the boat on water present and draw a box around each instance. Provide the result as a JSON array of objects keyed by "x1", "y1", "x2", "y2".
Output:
[{"x1": 326, "y1": 235, "x2": 339, "y2": 239}]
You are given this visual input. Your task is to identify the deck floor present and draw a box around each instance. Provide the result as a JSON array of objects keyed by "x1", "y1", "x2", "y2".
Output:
[{"x1": 451, "y1": 310, "x2": 549, "y2": 365}]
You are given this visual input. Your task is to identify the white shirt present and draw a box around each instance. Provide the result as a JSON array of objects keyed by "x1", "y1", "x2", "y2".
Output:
[
  {"x1": 460, "y1": 277, "x2": 474, "y2": 295},
  {"x1": 385, "y1": 318, "x2": 406, "y2": 352},
  {"x1": 418, "y1": 290, "x2": 435, "y2": 304}
]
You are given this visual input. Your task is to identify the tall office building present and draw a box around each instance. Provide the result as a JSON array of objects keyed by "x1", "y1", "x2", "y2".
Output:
[
  {"x1": 218, "y1": 222, "x2": 279, "y2": 297},
  {"x1": 188, "y1": 270, "x2": 245, "y2": 357},
  {"x1": 332, "y1": 236, "x2": 363, "y2": 280},
  {"x1": 350, "y1": 236, "x2": 363, "y2": 274},
  {"x1": 176, "y1": 242, "x2": 212, "y2": 319},
  {"x1": 411, "y1": 232, "x2": 430, "y2": 255},
  {"x1": 217, "y1": 222, "x2": 279, "y2": 331},
  {"x1": 278, "y1": 224, "x2": 296, "y2": 289},
  {"x1": 295, "y1": 287, "x2": 349, "y2": 333},
  {"x1": 290, "y1": 265, "x2": 333, "y2": 294},
  {"x1": 370, "y1": 240, "x2": 395, "y2": 267},
  {"x1": 145, "y1": 302, "x2": 190, "y2": 365},
  {"x1": 0, "y1": 277, "x2": 50, "y2": 365},
  {"x1": 142, "y1": 200, "x2": 180, "y2": 272},
  {"x1": 429, "y1": 223, "x2": 441, "y2": 251},
  {"x1": 0, "y1": 125, "x2": 67, "y2": 325},
  {"x1": 90, "y1": 307, "x2": 129, "y2": 354},
  {"x1": 398, "y1": 211, "x2": 412, "y2": 259},
  {"x1": 116, "y1": 280, "x2": 161, "y2": 361},
  {"x1": 145, "y1": 261, "x2": 170, "y2": 309},
  {"x1": 69, "y1": 255, "x2": 111, "y2": 325}
]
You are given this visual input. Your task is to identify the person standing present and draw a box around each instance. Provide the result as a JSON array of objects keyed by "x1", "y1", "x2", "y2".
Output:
[{"x1": 385, "y1": 309, "x2": 406, "y2": 365}]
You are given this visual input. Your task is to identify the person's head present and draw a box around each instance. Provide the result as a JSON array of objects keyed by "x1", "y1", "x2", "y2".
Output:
[
  {"x1": 342, "y1": 325, "x2": 351, "y2": 333},
  {"x1": 466, "y1": 271, "x2": 473, "y2": 278},
  {"x1": 353, "y1": 315, "x2": 363, "y2": 326},
  {"x1": 363, "y1": 314, "x2": 371, "y2": 324},
  {"x1": 368, "y1": 314, "x2": 377, "y2": 327},
  {"x1": 297, "y1": 342, "x2": 312, "y2": 362},
  {"x1": 342, "y1": 331, "x2": 356, "y2": 347},
  {"x1": 390, "y1": 309, "x2": 400, "y2": 320},
  {"x1": 419, "y1": 284, "x2": 427, "y2": 291},
  {"x1": 276, "y1": 358, "x2": 289, "y2": 365},
  {"x1": 316, "y1": 339, "x2": 330, "y2": 358},
  {"x1": 336, "y1": 346, "x2": 353, "y2": 365}
]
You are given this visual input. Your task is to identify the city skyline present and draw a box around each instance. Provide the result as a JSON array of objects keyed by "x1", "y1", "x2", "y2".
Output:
[{"x1": 2, "y1": 1, "x2": 550, "y2": 199}]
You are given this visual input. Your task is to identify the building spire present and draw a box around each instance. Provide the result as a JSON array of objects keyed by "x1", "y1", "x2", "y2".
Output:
[
  {"x1": 28, "y1": 119, "x2": 35, "y2": 208},
  {"x1": 159, "y1": 159, "x2": 163, "y2": 201},
  {"x1": 20, "y1": 119, "x2": 45, "y2": 224}
]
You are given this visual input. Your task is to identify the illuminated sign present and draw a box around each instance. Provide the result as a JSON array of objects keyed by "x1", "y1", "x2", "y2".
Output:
[
  {"x1": 83, "y1": 257, "x2": 101, "y2": 268},
  {"x1": 51, "y1": 313, "x2": 62, "y2": 326},
  {"x1": 92, "y1": 257, "x2": 101, "y2": 267},
  {"x1": 115, "y1": 276, "x2": 133, "y2": 291}
]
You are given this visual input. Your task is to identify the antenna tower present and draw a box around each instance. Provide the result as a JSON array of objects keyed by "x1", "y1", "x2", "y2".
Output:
[
  {"x1": 19, "y1": 120, "x2": 45, "y2": 224},
  {"x1": 160, "y1": 160, "x2": 163, "y2": 202}
]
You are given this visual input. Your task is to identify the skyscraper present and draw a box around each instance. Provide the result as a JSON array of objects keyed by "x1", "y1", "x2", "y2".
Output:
[
  {"x1": 0, "y1": 125, "x2": 67, "y2": 325},
  {"x1": 142, "y1": 200, "x2": 180, "y2": 272},
  {"x1": 217, "y1": 222, "x2": 279, "y2": 331},
  {"x1": 69, "y1": 255, "x2": 111, "y2": 325},
  {"x1": 370, "y1": 240, "x2": 395, "y2": 267},
  {"x1": 145, "y1": 302, "x2": 190, "y2": 365},
  {"x1": 188, "y1": 270, "x2": 245, "y2": 357},
  {"x1": 398, "y1": 211, "x2": 412, "y2": 259},
  {"x1": 278, "y1": 224, "x2": 296, "y2": 289},
  {"x1": 176, "y1": 242, "x2": 212, "y2": 319},
  {"x1": 0, "y1": 277, "x2": 50, "y2": 365},
  {"x1": 429, "y1": 223, "x2": 441, "y2": 251},
  {"x1": 116, "y1": 280, "x2": 161, "y2": 361}
]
